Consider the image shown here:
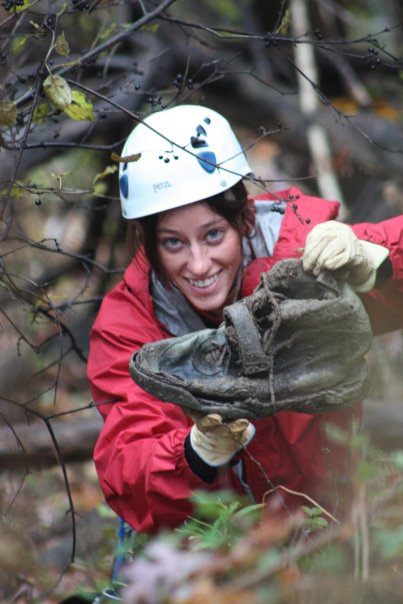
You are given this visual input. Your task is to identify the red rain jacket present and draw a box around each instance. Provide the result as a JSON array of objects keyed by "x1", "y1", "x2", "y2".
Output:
[{"x1": 88, "y1": 187, "x2": 403, "y2": 533}]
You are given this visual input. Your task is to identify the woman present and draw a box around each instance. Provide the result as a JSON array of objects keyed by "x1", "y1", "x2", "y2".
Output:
[{"x1": 87, "y1": 105, "x2": 403, "y2": 533}]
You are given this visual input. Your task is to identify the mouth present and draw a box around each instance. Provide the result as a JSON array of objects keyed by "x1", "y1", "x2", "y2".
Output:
[{"x1": 186, "y1": 271, "x2": 222, "y2": 289}]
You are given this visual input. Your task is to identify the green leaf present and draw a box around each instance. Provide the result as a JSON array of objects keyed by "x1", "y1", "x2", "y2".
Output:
[
  {"x1": 202, "y1": 0, "x2": 242, "y2": 23},
  {"x1": 302, "y1": 506, "x2": 324, "y2": 518},
  {"x1": 308, "y1": 516, "x2": 329, "y2": 529},
  {"x1": 374, "y1": 526, "x2": 403, "y2": 558},
  {"x1": 0, "y1": 184, "x2": 22, "y2": 199},
  {"x1": 233, "y1": 503, "x2": 265, "y2": 519},
  {"x1": 10, "y1": 0, "x2": 31, "y2": 12},
  {"x1": 54, "y1": 31, "x2": 70, "y2": 56},
  {"x1": 0, "y1": 101, "x2": 18, "y2": 127},
  {"x1": 10, "y1": 36, "x2": 27, "y2": 55},
  {"x1": 96, "y1": 503, "x2": 118, "y2": 519},
  {"x1": 325, "y1": 422, "x2": 349, "y2": 446},
  {"x1": 189, "y1": 490, "x2": 241, "y2": 520},
  {"x1": 275, "y1": 8, "x2": 291, "y2": 34},
  {"x1": 17, "y1": 0, "x2": 30, "y2": 10},
  {"x1": 92, "y1": 165, "x2": 118, "y2": 187},
  {"x1": 140, "y1": 23, "x2": 159, "y2": 33},
  {"x1": 58, "y1": 2, "x2": 69, "y2": 15},
  {"x1": 64, "y1": 90, "x2": 94, "y2": 122},
  {"x1": 33, "y1": 102, "x2": 50, "y2": 123},
  {"x1": 43, "y1": 74, "x2": 72, "y2": 110}
]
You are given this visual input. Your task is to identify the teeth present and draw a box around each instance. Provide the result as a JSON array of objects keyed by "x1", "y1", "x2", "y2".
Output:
[{"x1": 188, "y1": 273, "x2": 219, "y2": 288}]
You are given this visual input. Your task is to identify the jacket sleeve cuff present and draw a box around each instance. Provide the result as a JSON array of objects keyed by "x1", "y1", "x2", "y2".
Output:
[{"x1": 184, "y1": 433, "x2": 219, "y2": 484}]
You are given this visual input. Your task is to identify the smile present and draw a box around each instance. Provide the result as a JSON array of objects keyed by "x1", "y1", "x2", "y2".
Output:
[{"x1": 186, "y1": 272, "x2": 221, "y2": 289}]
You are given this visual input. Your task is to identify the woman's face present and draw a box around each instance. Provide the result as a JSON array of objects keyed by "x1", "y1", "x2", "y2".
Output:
[{"x1": 157, "y1": 202, "x2": 243, "y2": 318}]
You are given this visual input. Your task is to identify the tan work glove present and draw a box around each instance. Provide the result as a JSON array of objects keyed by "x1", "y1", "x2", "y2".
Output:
[
  {"x1": 189, "y1": 413, "x2": 256, "y2": 467},
  {"x1": 303, "y1": 221, "x2": 389, "y2": 292}
]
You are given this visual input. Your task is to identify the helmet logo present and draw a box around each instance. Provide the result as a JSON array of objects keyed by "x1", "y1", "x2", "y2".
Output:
[
  {"x1": 153, "y1": 181, "x2": 173, "y2": 193},
  {"x1": 191, "y1": 120, "x2": 217, "y2": 174}
]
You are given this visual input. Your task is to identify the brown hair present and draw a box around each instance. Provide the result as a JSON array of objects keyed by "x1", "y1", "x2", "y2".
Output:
[{"x1": 126, "y1": 180, "x2": 255, "y2": 282}]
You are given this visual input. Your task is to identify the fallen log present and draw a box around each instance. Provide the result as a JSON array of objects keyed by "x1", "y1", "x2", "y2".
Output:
[
  {"x1": 0, "y1": 415, "x2": 103, "y2": 471},
  {"x1": 0, "y1": 399, "x2": 401, "y2": 471}
]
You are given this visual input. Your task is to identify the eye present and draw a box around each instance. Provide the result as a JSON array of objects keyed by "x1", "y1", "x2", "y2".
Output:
[
  {"x1": 206, "y1": 228, "x2": 224, "y2": 243},
  {"x1": 161, "y1": 237, "x2": 183, "y2": 250}
]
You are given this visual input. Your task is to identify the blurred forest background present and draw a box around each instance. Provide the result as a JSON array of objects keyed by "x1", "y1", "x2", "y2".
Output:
[{"x1": 0, "y1": 0, "x2": 402, "y2": 602}]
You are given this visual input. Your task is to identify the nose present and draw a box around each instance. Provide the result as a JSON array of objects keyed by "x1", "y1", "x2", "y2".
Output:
[{"x1": 187, "y1": 243, "x2": 212, "y2": 276}]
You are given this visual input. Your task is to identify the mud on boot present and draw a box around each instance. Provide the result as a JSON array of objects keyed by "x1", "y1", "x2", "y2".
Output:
[{"x1": 129, "y1": 259, "x2": 373, "y2": 420}]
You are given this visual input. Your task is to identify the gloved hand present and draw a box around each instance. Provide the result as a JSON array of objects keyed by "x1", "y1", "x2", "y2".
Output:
[
  {"x1": 302, "y1": 221, "x2": 389, "y2": 292},
  {"x1": 189, "y1": 413, "x2": 255, "y2": 467}
]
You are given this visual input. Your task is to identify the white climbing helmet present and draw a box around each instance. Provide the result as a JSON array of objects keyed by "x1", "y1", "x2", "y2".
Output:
[{"x1": 118, "y1": 104, "x2": 252, "y2": 219}]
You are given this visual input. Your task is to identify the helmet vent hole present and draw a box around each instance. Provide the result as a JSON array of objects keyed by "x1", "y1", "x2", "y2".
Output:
[
  {"x1": 119, "y1": 174, "x2": 129, "y2": 198},
  {"x1": 197, "y1": 151, "x2": 216, "y2": 174},
  {"x1": 190, "y1": 136, "x2": 207, "y2": 149},
  {"x1": 196, "y1": 124, "x2": 207, "y2": 136}
]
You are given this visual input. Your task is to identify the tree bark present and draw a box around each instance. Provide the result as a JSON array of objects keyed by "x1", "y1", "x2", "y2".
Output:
[{"x1": 0, "y1": 415, "x2": 103, "y2": 471}]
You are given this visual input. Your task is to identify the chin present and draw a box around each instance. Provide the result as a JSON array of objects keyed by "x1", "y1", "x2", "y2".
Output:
[{"x1": 195, "y1": 295, "x2": 227, "y2": 314}]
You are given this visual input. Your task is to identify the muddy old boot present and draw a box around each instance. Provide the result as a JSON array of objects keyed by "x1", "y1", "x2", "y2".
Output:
[{"x1": 129, "y1": 259, "x2": 373, "y2": 420}]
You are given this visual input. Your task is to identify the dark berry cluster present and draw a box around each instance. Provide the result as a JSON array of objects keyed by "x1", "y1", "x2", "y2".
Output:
[
  {"x1": 72, "y1": 0, "x2": 89, "y2": 11},
  {"x1": 270, "y1": 204, "x2": 285, "y2": 215},
  {"x1": 366, "y1": 46, "x2": 382, "y2": 70},
  {"x1": 147, "y1": 96, "x2": 163, "y2": 108},
  {"x1": 2, "y1": 0, "x2": 25, "y2": 11},
  {"x1": 264, "y1": 34, "x2": 279, "y2": 48},
  {"x1": 37, "y1": 62, "x2": 48, "y2": 77},
  {"x1": 43, "y1": 15, "x2": 55, "y2": 30},
  {"x1": 172, "y1": 74, "x2": 193, "y2": 90}
]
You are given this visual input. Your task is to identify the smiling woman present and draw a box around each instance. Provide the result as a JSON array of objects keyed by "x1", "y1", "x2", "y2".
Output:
[
  {"x1": 126, "y1": 179, "x2": 254, "y2": 287},
  {"x1": 87, "y1": 104, "x2": 403, "y2": 535},
  {"x1": 157, "y1": 203, "x2": 243, "y2": 319}
]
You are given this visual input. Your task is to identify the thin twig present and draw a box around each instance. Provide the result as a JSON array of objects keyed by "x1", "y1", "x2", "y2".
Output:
[
  {"x1": 0, "y1": 77, "x2": 41, "y2": 227},
  {"x1": 15, "y1": 0, "x2": 178, "y2": 107},
  {"x1": 0, "y1": 395, "x2": 78, "y2": 563},
  {"x1": 263, "y1": 484, "x2": 341, "y2": 525}
]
